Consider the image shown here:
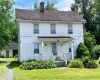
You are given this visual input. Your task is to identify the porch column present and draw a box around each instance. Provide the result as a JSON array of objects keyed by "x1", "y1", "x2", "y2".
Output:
[
  {"x1": 42, "y1": 41, "x2": 44, "y2": 61},
  {"x1": 71, "y1": 41, "x2": 74, "y2": 60}
]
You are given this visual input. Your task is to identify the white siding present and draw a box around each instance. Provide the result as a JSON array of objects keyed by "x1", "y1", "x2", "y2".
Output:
[{"x1": 18, "y1": 22, "x2": 84, "y2": 62}]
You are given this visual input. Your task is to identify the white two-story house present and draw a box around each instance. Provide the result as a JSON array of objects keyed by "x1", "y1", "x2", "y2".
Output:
[{"x1": 16, "y1": 2, "x2": 85, "y2": 62}]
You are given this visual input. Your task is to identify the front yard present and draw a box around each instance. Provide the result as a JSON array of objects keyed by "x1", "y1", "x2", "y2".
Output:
[
  {"x1": 0, "y1": 58, "x2": 100, "y2": 80},
  {"x1": 9, "y1": 59, "x2": 100, "y2": 80},
  {"x1": 13, "y1": 67, "x2": 100, "y2": 80}
]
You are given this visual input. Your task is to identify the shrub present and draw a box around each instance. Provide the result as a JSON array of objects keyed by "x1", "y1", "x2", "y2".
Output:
[
  {"x1": 82, "y1": 57, "x2": 90, "y2": 65},
  {"x1": 76, "y1": 43, "x2": 90, "y2": 58},
  {"x1": 99, "y1": 58, "x2": 100, "y2": 64},
  {"x1": 85, "y1": 61, "x2": 98, "y2": 68},
  {"x1": 84, "y1": 31, "x2": 96, "y2": 52},
  {"x1": 68, "y1": 59, "x2": 84, "y2": 68},
  {"x1": 20, "y1": 60, "x2": 56, "y2": 70},
  {"x1": 92, "y1": 45, "x2": 100, "y2": 59},
  {"x1": 0, "y1": 55, "x2": 4, "y2": 58}
]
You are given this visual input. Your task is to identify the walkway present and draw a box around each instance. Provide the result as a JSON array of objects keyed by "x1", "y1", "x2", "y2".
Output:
[{"x1": 1, "y1": 66, "x2": 13, "y2": 80}]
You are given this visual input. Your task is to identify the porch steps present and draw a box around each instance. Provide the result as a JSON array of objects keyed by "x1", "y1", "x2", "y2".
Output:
[{"x1": 54, "y1": 61, "x2": 66, "y2": 67}]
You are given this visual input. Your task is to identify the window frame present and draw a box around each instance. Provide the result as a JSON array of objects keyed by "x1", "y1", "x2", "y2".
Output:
[
  {"x1": 68, "y1": 24, "x2": 73, "y2": 34},
  {"x1": 34, "y1": 43, "x2": 39, "y2": 54},
  {"x1": 51, "y1": 24, "x2": 56, "y2": 34},
  {"x1": 34, "y1": 24, "x2": 39, "y2": 34}
]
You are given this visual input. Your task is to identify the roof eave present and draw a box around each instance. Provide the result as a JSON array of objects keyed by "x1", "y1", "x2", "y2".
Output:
[{"x1": 16, "y1": 19, "x2": 86, "y2": 24}]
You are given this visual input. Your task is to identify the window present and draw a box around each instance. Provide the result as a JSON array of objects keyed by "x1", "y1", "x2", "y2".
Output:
[
  {"x1": 69, "y1": 48, "x2": 71, "y2": 52},
  {"x1": 68, "y1": 24, "x2": 73, "y2": 34},
  {"x1": 34, "y1": 24, "x2": 39, "y2": 34},
  {"x1": 51, "y1": 24, "x2": 56, "y2": 34},
  {"x1": 34, "y1": 43, "x2": 39, "y2": 53},
  {"x1": 52, "y1": 43, "x2": 57, "y2": 55}
]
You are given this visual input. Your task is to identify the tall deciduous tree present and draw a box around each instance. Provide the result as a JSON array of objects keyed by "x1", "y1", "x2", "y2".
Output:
[
  {"x1": 71, "y1": 0, "x2": 95, "y2": 32},
  {"x1": 34, "y1": 1, "x2": 57, "y2": 10},
  {"x1": 45, "y1": 1, "x2": 57, "y2": 10},
  {"x1": 0, "y1": 0, "x2": 15, "y2": 49},
  {"x1": 94, "y1": 0, "x2": 100, "y2": 44},
  {"x1": 84, "y1": 30, "x2": 96, "y2": 52}
]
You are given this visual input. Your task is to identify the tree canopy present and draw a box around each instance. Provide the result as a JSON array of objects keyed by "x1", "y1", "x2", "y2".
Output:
[
  {"x1": 0, "y1": 0, "x2": 15, "y2": 49},
  {"x1": 34, "y1": 1, "x2": 57, "y2": 10}
]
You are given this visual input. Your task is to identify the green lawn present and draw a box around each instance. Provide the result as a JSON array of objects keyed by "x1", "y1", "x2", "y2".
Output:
[
  {"x1": 8, "y1": 59, "x2": 100, "y2": 80},
  {"x1": 12, "y1": 67, "x2": 100, "y2": 80},
  {"x1": 0, "y1": 63, "x2": 6, "y2": 77},
  {"x1": 0, "y1": 58, "x2": 17, "y2": 78}
]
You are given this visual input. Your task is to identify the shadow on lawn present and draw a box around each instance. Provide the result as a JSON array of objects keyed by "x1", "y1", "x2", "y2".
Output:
[
  {"x1": 0, "y1": 61, "x2": 7, "y2": 63},
  {"x1": 7, "y1": 61, "x2": 21, "y2": 69}
]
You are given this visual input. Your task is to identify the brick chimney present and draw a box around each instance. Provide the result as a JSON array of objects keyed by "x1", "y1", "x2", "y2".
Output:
[{"x1": 40, "y1": 2, "x2": 45, "y2": 13}]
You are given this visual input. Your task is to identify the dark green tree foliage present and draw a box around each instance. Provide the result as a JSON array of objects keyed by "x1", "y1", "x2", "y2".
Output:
[
  {"x1": 72, "y1": 0, "x2": 95, "y2": 32},
  {"x1": 84, "y1": 31, "x2": 96, "y2": 52},
  {"x1": 94, "y1": 0, "x2": 100, "y2": 44},
  {"x1": 92, "y1": 45, "x2": 100, "y2": 59},
  {"x1": 0, "y1": 0, "x2": 15, "y2": 49},
  {"x1": 76, "y1": 43, "x2": 90, "y2": 58}
]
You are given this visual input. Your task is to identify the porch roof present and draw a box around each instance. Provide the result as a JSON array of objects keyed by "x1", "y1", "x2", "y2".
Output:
[{"x1": 38, "y1": 36, "x2": 73, "y2": 41}]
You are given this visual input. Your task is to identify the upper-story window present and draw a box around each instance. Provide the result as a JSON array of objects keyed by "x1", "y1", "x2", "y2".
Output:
[
  {"x1": 68, "y1": 24, "x2": 73, "y2": 34},
  {"x1": 34, "y1": 24, "x2": 39, "y2": 34},
  {"x1": 51, "y1": 24, "x2": 56, "y2": 34}
]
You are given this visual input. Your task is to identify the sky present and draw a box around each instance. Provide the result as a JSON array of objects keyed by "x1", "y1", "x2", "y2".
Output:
[{"x1": 14, "y1": 0, "x2": 74, "y2": 11}]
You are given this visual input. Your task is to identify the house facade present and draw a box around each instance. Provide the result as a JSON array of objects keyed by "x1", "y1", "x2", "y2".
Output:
[{"x1": 16, "y1": 2, "x2": 85, "y2": 62}]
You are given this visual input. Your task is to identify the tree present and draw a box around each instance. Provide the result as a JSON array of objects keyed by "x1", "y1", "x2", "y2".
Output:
[
  {"x1": 45, "y1": 1, "x2": 57, "y2": 10},
  {"x1": 76, "y1": 43, "x2": 90, "y2": 58},
  {"x1": 84, "y1": 31, "x2": 96, "y2": 52},
  {"x1": 93, "y1": 0, "x2": 100, "y2": 44},
  {"x1": 34, "y1": 0, "x2": 39, "y2": 10},
  {"x1": 92, "y1": 45, "x2": 100, "y2": 59},
  {"x1": 34, "y1": 1, "x2": 57, "y2": 10},
  {"x1": 71, "y1": 0, "x2": 95, "y2": 32},
  {"x1": 0, "y1": 0, "x2": 15, "y2": 49}
]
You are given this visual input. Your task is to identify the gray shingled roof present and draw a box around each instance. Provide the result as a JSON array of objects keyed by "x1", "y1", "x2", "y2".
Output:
[
  {"x1": 4, "y1": 43, "x2": 18, "y2": 50},
  {"x1": 16, "y1": 9, "x2": 85, "y2": 22}
]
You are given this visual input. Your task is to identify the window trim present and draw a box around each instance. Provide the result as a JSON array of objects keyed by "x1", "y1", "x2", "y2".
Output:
[
  {"x1": 34, "y1": 24, "x2": 39, "y2": 34},
  {"x1": 51, "y1": 24, "x2": 56, "y2": 34},
  {"x1": 34, "y1": 43, "x2": 39, "y2": 54},
  {"x1": 68, "y1": 24, "x2": 73, "y2": 34}
]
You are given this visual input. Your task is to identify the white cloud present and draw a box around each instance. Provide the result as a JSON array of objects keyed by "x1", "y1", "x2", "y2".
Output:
[{"x1": 55, "y1": 0, "x2": 74, "y2": 11}]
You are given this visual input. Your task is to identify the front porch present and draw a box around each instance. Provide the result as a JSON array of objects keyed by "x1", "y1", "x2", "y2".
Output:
[{"x1": 34, "y1": 36, "x2": 74, "y2": 63}]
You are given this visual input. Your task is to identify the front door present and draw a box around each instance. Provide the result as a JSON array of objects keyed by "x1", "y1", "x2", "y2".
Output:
[{"x1": 52, "y1": 43, "x2": 57, "y2": 55}]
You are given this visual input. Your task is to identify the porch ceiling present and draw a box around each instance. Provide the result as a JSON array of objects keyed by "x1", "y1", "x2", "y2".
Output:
[{"x1": 38, "y1": 36, "x2": 73, "y2": 41}]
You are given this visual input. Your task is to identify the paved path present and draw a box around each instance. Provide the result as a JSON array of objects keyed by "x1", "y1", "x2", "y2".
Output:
[{"x1": 1, "y1": 66, "x2": 13, "y2": 80}]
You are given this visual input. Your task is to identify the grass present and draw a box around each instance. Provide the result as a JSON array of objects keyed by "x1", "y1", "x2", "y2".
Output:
[
  {"x1": 8, "y1": 59, "x2": 100, "y2": 80},
  {"x1": 0, "y1": 58, "x2": 18, "y2": 62},
  {"x1": 12, "y1": 67, "x2": 100, "y2": 80},
  {"x1": 0, "y1": 58, "x2": 17, "y2": 78},
  {"x1": 0, "y1": 63, "x2": 6, "y2": 77}
]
